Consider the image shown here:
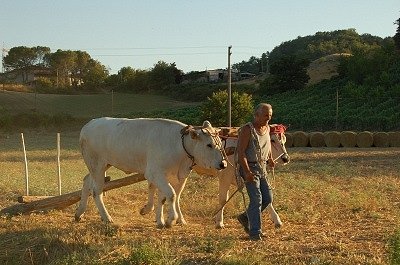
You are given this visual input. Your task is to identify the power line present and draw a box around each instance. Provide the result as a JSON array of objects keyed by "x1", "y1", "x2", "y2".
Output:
[{"x1": 93, "y1": 52, "x2": 226, "y2": 57}]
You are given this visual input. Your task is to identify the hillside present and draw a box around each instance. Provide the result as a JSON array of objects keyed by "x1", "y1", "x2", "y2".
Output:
[{"x1": 306, "y1": 53, "x2": 351, "y2": 85}]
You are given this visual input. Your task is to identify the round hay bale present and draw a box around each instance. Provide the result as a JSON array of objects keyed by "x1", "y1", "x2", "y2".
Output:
[
  {"x1": 340, "y1": 131, "x2": 357, "y2": 148},
  {"x1": 324, "y1": 131, "x2": 341, "y2": 147},
  {"x1": 356, "y1": 131, "x2": 373, "y2": 148},
  {"x1": 309, "y1": 132, "x2": 325, "y2": 147},
  {"x1": 292, "y1": 131, "x2": 309, "y2": 147},
  {"x1": 284, "y1": 132, "x2": 293, "y2": 148},
  {"x1": 388, "y1": 131, "x2": 400, "y2": 147},
  {"x1": 373, "y1": 132, "x2": 389, "y2": 147}
]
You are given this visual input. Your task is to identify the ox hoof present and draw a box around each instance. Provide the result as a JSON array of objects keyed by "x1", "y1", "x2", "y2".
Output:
[
  {"x1": 156, "y1": 223, "x2": 166, "y2": 229},
  {"x1": 140, "y1": 205, "x2": 153, "y2": 215},
  {"x1": 74, "y1": 214, "x2": 82, "y2": 222},
  {"x1": 215, "y1": 223, "x2": 225, "y2": 229},
  {"x1": 101, "y1": 217, "x2": 114, "y2": 224},
  {"x1": 177, "y1": 218, "x2": 187, "y2": 225},
  {"x1": 165, "y1": 219, "x2": 176, "y2": 228}
]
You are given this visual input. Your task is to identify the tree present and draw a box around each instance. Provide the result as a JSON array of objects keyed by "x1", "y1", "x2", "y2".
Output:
[
  {"x1": 394, "y1": 17, "x2": 400, "y2": 52},
  {"x1": 72, "y1": 51, "x2": 91, "y2": 86},
  {"x1": 262, "y1": 55, "x2": 310, "y2": 94},
  {"x1": 200, "y1": 90, "x2": 253, "y2": 127},
  {"x1": 149, "y1": 61, "x2": 182, "y2": 90},
  {"x1": 3, "y1": 46, "x2": 36, "y2": 83},
  {"x1": 3, "y1": 46, "x2": 37, "y2": 71},
  {"x1": 81, "y1": 59, "x2": 109, "y2": 89},
  {"x1": 126, "y1": 69, "x2": 150, "y2": 92},
  {"x1": 32, "y1": 46, "x2": 51, "y2": 66},
  {"x1": 232, "y1": 56, "x2": 262, "y2": 74},
  {"x1": 48, "y1": 49, "x2": 77, "y2": 87}
]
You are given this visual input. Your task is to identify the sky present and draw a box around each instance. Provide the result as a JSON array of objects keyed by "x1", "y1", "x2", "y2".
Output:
[{"x1": 0, "y1": 0, "x2": 399, "y2": 74}]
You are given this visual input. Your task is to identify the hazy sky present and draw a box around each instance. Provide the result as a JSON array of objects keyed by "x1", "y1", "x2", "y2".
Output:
[{"x1": 1, "y1": 1, "x2": 399, "y2": 74}]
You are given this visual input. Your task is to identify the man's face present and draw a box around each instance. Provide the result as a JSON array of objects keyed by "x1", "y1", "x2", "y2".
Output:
[{"x1": 256, "y1": 107, "x2": 273, "y2": 125}]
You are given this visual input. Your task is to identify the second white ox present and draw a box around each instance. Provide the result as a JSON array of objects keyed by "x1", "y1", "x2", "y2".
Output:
[
  {"x1": 75, "y1": 117, "x2": 227, "y2": 228},
  {"x1": 141, "y1": 125, "x2": 290, "y2": 228}
]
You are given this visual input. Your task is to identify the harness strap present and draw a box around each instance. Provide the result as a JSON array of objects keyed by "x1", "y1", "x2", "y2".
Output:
[
  {"x1": 181, "y1": 133, "x2": 196, "y2": 170},
  {"x1": 180, "y1": 124, "x2": 228, "y2": 170}
]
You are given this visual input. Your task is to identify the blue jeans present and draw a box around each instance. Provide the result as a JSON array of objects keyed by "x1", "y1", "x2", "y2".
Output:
[{"x1": 241, "y1": 163, "x2": 273, "y2": 236}]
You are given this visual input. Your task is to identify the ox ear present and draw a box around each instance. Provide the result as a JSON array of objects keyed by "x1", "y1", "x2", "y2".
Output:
[
  {"x1": 190, "y1": 129, "x2": 200, "y2": 140},
  {"x1": 202, "y1": 120, "x2": 212, "y2": 128}
]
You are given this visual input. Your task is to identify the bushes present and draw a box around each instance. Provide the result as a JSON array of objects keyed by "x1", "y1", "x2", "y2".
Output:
[{"x1": 0, "y1": 111, "x2": 77, "y2": 132}]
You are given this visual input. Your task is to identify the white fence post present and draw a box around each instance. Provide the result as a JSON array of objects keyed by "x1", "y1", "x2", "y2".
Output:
[
  {"x1": 21, "y1": 133, "x2": 29, "y2": 196},
  {"x1": 57, "y1": 133, "x2": 62, "y2": 195}
]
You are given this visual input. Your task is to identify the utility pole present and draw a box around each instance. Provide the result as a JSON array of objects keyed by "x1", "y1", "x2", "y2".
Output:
[
  {"x1": 1, "y1": 44, "x2": 7, "y2": 91},
  {"x1": 228, "y1": 46, "x2": 232, "y2": 127},
  {"x1": 335, "y1": 86, "x2": 339, "y2": 129}
]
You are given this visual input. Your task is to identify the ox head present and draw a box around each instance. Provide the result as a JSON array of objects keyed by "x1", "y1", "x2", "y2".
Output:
[
  {"x1": 182, "y1": 121, "x2": 228, "y2": 170},
  {"x1": 270, "y1": 124, "x2": 290, "y2": 165}
]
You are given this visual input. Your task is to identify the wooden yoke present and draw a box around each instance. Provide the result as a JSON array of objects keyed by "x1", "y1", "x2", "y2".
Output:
[{"x1": 0, "y1": 173, "x2": 145, "y2": 217}]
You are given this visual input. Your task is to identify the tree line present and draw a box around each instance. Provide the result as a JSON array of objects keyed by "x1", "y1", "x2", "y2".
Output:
[
  {"x1": 2, "y1": 46, "x2": 183, "y2": 93},
  {"x1": 2, "y1": 20, "x2": 399, "y2": 101}
]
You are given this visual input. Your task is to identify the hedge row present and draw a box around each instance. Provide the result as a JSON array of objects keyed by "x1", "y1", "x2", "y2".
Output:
[{"x1": 285, "y1": 131, "x2": 400, "y2": 148}]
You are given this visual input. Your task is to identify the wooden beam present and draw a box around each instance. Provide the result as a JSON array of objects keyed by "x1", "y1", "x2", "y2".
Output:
[{"x1": 0, "y1": 173, "x2": 146, "y2": 216}]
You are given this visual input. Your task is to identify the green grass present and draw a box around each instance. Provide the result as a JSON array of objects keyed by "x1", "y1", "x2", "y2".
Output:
[
  {"x1": 389, "y1": 229, "x2": 400, "y2": 265},
  {"x1": 0, "y1": 132, "x2": 399, "y2": 264}
]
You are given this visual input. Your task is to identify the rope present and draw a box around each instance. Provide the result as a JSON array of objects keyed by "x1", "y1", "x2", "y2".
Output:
[
  {"x1": 181, "y1": 133, "x2": 196, "y2": 170},
  {"x1": 212, "y1": 186, "x2": 248, "y2": 218}
]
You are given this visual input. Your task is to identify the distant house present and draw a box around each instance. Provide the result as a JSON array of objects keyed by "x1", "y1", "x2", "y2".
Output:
[
  {"x1": 239, "y1": 72, "x2": 256, "y2": 79},
  {"x1": 0, "y1": 66, "x2": 82, "y2": 86},
  {"x1": 206, "y1": 69, "x2": 239, "y2": 82},
  {"x1": 1, "y1": 66, "x2": 53, "y2": 84}
]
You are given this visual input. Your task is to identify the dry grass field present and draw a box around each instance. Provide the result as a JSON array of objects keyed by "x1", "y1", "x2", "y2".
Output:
[{"x1": 0, "y1": 131, "x2": 399, "y2": 264}]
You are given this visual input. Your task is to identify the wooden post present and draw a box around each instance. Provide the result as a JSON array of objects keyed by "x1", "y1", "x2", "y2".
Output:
[
  {"x1": 0, "y1": 173, "x2": 146, "y2": 216},
  {"x1": 21, "y1": 133, "x2": 29, "y2": 196},
  {"x1": 57, "y1": 133, "x2": 61, "y2": 195},
  {"x1": 227, "y1": 45, "x2": 232, "y2": 127}
]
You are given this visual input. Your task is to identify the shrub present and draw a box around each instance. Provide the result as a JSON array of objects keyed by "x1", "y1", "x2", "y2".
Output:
[
  {"x1": 389, "y1": 229, "x2": 400, "y2": 265},
  {"x1": 200, "y1": 90, "x2": 253, "y2": 127}
]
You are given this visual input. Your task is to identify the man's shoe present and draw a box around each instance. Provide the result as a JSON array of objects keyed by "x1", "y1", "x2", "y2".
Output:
[
  {"x1": 249, "y1": 234, "x2": 262, "y2": 241},
  {"x1": 237, "y1": 213, "x2": 249, "y2": 234}
]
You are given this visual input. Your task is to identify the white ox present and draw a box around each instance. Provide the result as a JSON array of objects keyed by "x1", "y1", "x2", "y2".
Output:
[
  {"x1": 140, "y1": 124, "x2": 290, "y2": 228},
  {"x1": 75, "y1": 117, "x2": 227, "y2": 228}
]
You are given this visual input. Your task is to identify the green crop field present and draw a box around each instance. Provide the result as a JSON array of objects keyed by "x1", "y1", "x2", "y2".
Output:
[
  {"x1": 0, "y1": 131, "x2": 399, "y2": 264},
  {"x1": 0, "y1": 90, "x2": 199, "y2": 118}
]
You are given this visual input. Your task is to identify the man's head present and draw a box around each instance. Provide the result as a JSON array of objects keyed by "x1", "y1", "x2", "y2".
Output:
[{"x1": 254, "y1": 103, "x2": 273, "y2": 125}]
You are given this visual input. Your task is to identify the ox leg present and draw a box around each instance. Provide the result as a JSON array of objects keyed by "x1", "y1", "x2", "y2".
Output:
[
  {"x1": 174, "y1": 177, "x2": 188, "y2": 225},
  {"x1": 75, "y1": 174, "x2": 92, "y2": 221},
  {"x1": 267, "y1": 204, "x2": 282, "y2": 228},
  {"x1": 215, "y1": 176, "x2": 231, "y2": 229},
  {"x1": 140, "y1": 182, "x2": 155, "y2": 215},
  {"x1": 92, "y1": 169, "x2": 113, "y2": 223},
  {"x1": 155, "y1": 190, "x2": 166, "y2": 228},
  {"x1": 152, "y1": 176, "x2": 177, "y2": 228}
]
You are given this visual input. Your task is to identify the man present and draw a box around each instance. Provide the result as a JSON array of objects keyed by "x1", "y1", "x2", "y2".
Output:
[{"x1": 236, "y1": 103, "x2": 275, "y2": 241}]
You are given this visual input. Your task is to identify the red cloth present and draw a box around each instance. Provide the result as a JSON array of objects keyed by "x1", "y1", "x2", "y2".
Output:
[{"x1": 270, "y1": 124, "x2": 287, "y2": 134}]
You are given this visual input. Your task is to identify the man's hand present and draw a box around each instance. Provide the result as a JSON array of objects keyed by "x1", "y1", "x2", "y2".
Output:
[
  {"x1": 267, "y1": 158, "x2": 275, "y2": 168},
  {"x1": 245, "y1": 172, "x2": 255, "y2": 182}
]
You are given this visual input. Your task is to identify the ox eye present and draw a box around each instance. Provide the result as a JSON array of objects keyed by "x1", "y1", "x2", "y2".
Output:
[{"x1": 207, "y1": 143, "x2": 212, "y2": 148}]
